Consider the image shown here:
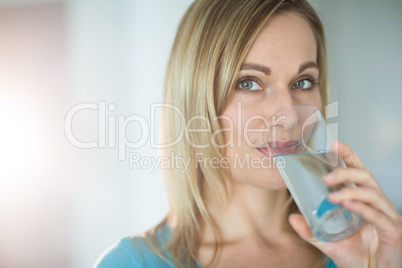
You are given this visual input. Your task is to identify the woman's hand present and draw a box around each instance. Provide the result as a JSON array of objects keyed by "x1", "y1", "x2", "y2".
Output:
[{"x1": 289, "y1": 141, "x2": 402, "y2": 268}]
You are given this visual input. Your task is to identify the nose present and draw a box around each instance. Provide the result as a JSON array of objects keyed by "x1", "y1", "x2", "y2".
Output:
[
  {"x1": 272, "y1": 106, "x2": 298, "y2": 131},
  {"x1": 269, "y1": 90, "x2": 298, "y2": 131}
]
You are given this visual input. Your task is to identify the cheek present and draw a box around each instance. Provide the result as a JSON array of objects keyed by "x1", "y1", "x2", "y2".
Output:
[
  {"x1": 220, "y1": 102, "x2": 269, "y2": 147},
  {"x1": 220, "y1": 106, "x2": 237, "y2": 146},
  {"x1": 312, "y1": 90, "x2": 323, "y2": 110},
  {"x1": 220, "y1": 103, "x2": 249, "y2": 146},
  {"x1": 314, "y1": 91, "x2": 323, "y2": 110},
  {"x1": 296, "y1": 92, "x2": 322, "y2": 107}
]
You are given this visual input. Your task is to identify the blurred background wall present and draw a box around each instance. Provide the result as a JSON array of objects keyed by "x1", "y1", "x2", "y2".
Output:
[{"x1": 0, "y1": 0, "x2": 401, "y2": 267}]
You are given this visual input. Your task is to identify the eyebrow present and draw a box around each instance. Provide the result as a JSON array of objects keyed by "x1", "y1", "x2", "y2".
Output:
[
  {"x1": 298, "y1": 61, "x2": 318, "y2": 74},
  {"x1": 239, "y1": 61, "x2": 318, "y2": 76},
  {"x1": 240, "y1": 64, "x2": 271, "y2": 75}
]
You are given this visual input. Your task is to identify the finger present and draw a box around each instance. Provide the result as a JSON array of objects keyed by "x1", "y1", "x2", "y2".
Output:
[
  {"x1": 288, "y1": 214, "x2": 337, "y2": 256},
  {"x1": 289, "y1": 214, "x2": 318, "y2": 243},
  {"x1": 342, "y1": 200, "x2": 402, "y2": 242},
  {"x1": 323, "y1": 167, "x2": 380, "y2": 189},
  {"x1": 328, "y1": 186, "x2": 397, "y2": 220},
  {"x1": 332, "y1": 141, "x2": 364, "y2": 169}
]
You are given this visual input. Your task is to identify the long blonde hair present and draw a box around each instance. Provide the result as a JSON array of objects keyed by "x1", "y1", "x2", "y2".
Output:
[{"x1": 147, "y1": 0, "x2": 329, "y2": 267}]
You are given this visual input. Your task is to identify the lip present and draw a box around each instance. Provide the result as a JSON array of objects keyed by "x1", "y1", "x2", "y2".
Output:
[
  {"x1": 257, "y1": 140, "x2": 300, "y2": 158},
  {"x1": 257, "y1": 146, "x2": 272, "y2": 159}
]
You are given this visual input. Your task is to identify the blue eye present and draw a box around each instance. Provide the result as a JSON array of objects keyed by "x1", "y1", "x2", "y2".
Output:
[
  {"x1": 239, "y1": 79, "x2": 261, "y2": 91},
  {"x1": 293, "y1": 79, "x2": 316, "y2": 90}
]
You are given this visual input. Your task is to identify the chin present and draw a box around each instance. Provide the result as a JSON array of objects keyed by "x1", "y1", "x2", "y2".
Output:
[
  {"x1": 231, "y1": 169, "x2": 289, "y2": 190},
  {"x1": 258, "y1": 166, "x2": 288, "y2": 189},
  {"x1": 255, "y1": 177, "x2": 288, "y2": 190}
]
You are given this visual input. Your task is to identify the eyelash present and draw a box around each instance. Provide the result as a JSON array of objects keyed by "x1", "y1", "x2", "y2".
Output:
[
  {"x1": 236, "y1": 76, "x2": 262, "y2": 93},
  {"x1": 235, "y1": 75, "x2": 319, "y2": 92},
  {"x1": 295, "y1": 76, "x2": 319, "y2": 91}
]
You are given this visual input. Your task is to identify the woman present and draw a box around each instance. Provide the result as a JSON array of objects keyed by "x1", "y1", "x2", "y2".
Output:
[{"x1": 95, "y1": 0, "x2": 402, "y2": 267}]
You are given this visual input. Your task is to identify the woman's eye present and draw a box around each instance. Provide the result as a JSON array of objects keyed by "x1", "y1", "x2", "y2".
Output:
[
  {"x1": 293, "y1": 79, "x2": 314, "y2": 90},
  {"x1": 239, "y1": 80, "x2": 261, "y2": 91}
]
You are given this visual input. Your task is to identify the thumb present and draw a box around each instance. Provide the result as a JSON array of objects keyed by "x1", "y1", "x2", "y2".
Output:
[
  {"x1": 289, "y1": 214, "x2": 340, "y2": 263},
  {"x1": 289, "y1": 213, "x2": 316, "y2": 242},
  {"x1": 289, "y1": 213, "x2": 325, "y2": 247}
]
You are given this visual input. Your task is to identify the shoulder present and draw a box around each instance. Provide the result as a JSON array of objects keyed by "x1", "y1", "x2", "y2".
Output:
[
  {"x1": 94, "y1": 225, "x2": 174, "y2": 268},
  {"x1": 94, "y1": 236, "x2": 142, "y2": 268}
]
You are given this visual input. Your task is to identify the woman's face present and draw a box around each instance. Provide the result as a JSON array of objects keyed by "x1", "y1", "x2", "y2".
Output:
[{"x1": 220, "y1": 12, "x2": 322, "y2": 190}]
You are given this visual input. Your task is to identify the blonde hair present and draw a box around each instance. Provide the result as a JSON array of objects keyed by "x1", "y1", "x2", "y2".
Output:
[{"x1": 146, "y1": 0, "x2": 329, "y2": 267}]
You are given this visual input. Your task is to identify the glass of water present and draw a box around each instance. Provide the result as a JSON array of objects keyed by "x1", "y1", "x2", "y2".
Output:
[{"x1": 263, "y1": 105, "x2": 364, "y2": 242}]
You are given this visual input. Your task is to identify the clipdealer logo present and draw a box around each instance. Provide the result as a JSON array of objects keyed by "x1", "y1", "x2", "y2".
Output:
[
  {"x1": 64, "y1": 101, "x2": 339, "y2": 171},
  {"x1": 64, "y1": 102, "x2": 185, "y2": 161}
]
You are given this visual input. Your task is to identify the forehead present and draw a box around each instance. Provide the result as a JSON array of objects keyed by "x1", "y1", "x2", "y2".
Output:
[{"x1": 244, "y1": 12, "x2": 317, "y2": 68}]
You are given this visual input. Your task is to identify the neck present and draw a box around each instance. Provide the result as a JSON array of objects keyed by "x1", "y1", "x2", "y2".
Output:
[{"x1": 201, "y1": 180, "x2": 296, "y2": 244}]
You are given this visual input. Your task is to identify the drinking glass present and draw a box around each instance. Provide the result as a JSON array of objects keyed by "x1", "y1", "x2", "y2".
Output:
[{"x1": 262, "y1": 105, "x2": 364, "y2": 242}]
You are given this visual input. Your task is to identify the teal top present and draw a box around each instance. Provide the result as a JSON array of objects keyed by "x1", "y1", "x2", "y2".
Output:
[{"x1": 94, "y1": 224, "x2": 337, "y2": 268}]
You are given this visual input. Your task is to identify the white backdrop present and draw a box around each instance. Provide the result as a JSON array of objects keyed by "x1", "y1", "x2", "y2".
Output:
[
  {"x1": 66, "y1": 1, "x2": 193, "y2": 267},
  {"x1": 0, "y1": 0, "x2": 401, "y2": 267}
]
